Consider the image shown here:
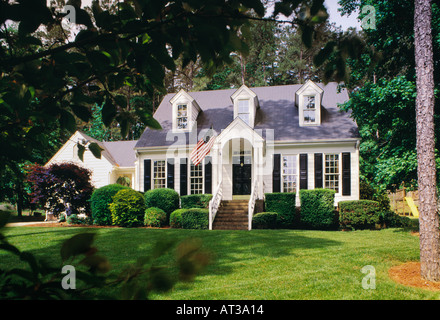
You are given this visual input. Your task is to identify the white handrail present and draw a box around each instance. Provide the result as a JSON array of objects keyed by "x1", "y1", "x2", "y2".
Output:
[
  {"x1": 248, "y1": 179, "x2": 259, "y2": 231},
  {"x1": 209, "y1": 179, "x2": 223, "y2": 230}
]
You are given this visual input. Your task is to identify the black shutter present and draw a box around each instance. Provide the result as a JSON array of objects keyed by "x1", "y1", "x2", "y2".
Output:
[
  {"x1": 167, "y1": 158, "x2": 174, "y2": 190},
  {"x1": 144, "y1": 159, "x2": 151, "y2": 192},
  {"x1": 272, "y1": 154, "x2": 281, "y2": 193},
  {"x1": 180, "y1": 158, "x2": 188, "y2": 196},
  {"x1": 300, "y1": 154, "x2": 308, "y2": 190},
  {"x1": 314, "y1": 153, "x2": 323, "y2": 189},
  {"x1": 342, "y1": 152, "x2": 351, "y2": 196},
  {"x1": 204, "y1": 156, "x2": 212, "y2": 194}
]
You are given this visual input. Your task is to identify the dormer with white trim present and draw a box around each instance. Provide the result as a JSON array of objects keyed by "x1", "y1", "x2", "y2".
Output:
[
  {"x1": 230, "y1": 85, "x2": 259, "y2": 128},
  {"x1": 296, "y1": 80, "x2": 324, "y2": 127},
  {"x1": 169, "y1": 89, "x2": 201, "y2": 131}
]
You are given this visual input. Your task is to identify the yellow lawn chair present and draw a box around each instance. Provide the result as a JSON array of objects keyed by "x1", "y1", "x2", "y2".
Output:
[{"x1": 404, "y1": 197, "x2": 419, "y2": 218}]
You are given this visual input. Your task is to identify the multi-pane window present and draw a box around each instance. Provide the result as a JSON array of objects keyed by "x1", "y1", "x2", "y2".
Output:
[
  {"x1": 325, "y1": 154, "x2": 339, "y2": 193},
  {"x1": 282, "y1": 155, "x2": 297, "y2": 193},
  {"x1": 304, "y1": 96, "x2": 316, "y2": 124},
  {"x1": 153, "y1": 160, "x2": 166, "y2": 189},
  {"x1": 177, "y1": 104, "x2": 188, "y2": 129},
  {"x1": 190, "y1": 162, "x2": 203, "y2": 194},
  {"x1": 238, "y1": 99, "x2": 250, "y2": 125}
]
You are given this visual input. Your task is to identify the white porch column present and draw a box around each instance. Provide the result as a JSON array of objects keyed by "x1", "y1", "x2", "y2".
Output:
[
  {"x1": 212, "y1": 141, "x2": 221, "y2": 190},
  {"x1": 254, "y1": 141, "x2": 264, "y2": 199}
]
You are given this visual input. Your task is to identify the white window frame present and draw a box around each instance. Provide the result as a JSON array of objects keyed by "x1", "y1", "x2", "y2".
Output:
[
  {"x1": 176, "y1": 104, "x2": 188, "y2": 130},
  {"x1": 296, "y1": 80, "x2": 323, "y2": 127},
  {"x1": 281, "y1": 154, "x2": 298, "y2": 193},
  {"x1": 303, "y1": 95, "x2": 316, "y2": 124},
  {"x1": 231, "y1": 85, "x2": 258, "y2": 128},
  {"x1": 189, "y1": 159, "x2": 204, "y2": 194},
  {"x1": 153, "y1": 160, "x2": 167, "y2": 189},
  {"x1": 324, "y1": 153, "x2": 340, "y2": 194},
  {"x1": 237, "y1": 99, "x2": 251, "y2": 126}
]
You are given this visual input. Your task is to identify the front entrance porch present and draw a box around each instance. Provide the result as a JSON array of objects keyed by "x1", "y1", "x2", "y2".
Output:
[{"x1": 208, "y1": 117, "x2": 265, "y2": 230}]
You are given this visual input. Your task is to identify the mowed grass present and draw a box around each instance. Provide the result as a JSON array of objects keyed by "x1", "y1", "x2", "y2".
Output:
[{"x1": 1, "y1": 226, "x2": 439, "y2": 300}]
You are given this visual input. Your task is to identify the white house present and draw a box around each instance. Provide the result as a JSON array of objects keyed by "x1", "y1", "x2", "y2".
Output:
[
  {"x1": 49, "y1": 81, "x2": 360, "y2": 229},
  {"x1": 46, "y1": 131, "x2": 137, "y2": 189}
]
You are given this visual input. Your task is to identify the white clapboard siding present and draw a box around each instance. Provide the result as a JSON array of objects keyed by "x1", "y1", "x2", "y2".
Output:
[{"x1": 46, "y1": 131, "x2": 114, "y2": 189}]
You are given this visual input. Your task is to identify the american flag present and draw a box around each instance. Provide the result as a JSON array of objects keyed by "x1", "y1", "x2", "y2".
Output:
[{"x1": 190, "y1": 129, "x2": 216, "y2": 166}]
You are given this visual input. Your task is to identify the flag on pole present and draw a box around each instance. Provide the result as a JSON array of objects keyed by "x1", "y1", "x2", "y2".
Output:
[{"x1": 190, "y1": 127, "x2": 216, "y2": 166}]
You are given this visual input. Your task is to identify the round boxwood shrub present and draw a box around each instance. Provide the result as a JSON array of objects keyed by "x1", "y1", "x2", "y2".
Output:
[
  {"x1": 90, "y1": 184, "x2": 129, "y2": 225},
  {"x1": 144, "y1": 207, "x2": 167, "y2": 228},
  {"x1": 144, "y1": 188, "x2": 180, "y2": 217},
  {"x1": 181, "y1": 208, "x2": 209, "y2": 230},
  {"x1": 170, "y1": 209, "x2": 185, "y2": 228},
  {"x1": 252, "y1": 212, "x2": 278, "y2": 229},
  {"x1": 109, "y1": 189, "x2": 145, "y2": 227}
]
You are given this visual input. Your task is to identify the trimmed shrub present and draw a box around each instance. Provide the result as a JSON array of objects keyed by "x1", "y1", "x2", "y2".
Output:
[
  {"x1": 264, "y1": 192, "x2": 296, "y2": 228},
  {"x1": 170, "y1": 209, "x2": 185, "y2": 228},
  {"x1": 181, "y1": 208, "x2": 209, "y2": 230},
  {"x1": 252, "y1": 212, "x2": 278, "y2": 229},
  {"x1": 144, "y1": 207, "x2": 167, "y2": 228},
  {"x1": 90, "y1": 184, "x2": 129, "y2": 225},
  {"x1": 144, "y1": 188, "x2": 180, "y2": 217},
  {"x1": 299, "y1": 189, "x2": 337, "y2": 230},
  {"x1": 180, "y1": 194, "x2": 213, "y2": 209},
  {"x1": 339, "y1": 200, "x2": 380, "y2": 230},
  {"x1": 110, "y1": 189, "x2": 145, "y2": 227}
]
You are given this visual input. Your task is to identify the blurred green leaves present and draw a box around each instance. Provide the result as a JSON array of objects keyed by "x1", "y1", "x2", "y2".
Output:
[{"x1": 0, "y1": 221, "x2": 210, "y2": 299}]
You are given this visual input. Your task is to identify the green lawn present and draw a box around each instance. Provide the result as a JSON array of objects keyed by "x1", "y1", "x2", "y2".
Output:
[{"x1": 1, "y1": 226, "x2": 438, "y2": 300}]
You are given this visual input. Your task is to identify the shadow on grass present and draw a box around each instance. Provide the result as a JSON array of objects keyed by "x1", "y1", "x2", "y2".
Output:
[{"x1": 0, "y1": 227, "x2": 343, "y2": 298}]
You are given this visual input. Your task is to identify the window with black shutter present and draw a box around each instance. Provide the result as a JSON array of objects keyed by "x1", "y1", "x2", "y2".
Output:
[
  {"x1": 167, "y1": 158, "x2": 175, "y2": 190},
  {"x1": 300, "y1": 154, "x2": 308, "y2": 190},
  {"x1": 314, "y1": 153, "x2": 323, "y2": 189},
  {"x1": 272, "y1": 154, "x2": 281, "y2": 193},
  {"x1": 180, "y1": 158, "x2": 188, "y2": 196},
  {"x1": 204, "y1": 157, "x2": 212, "y2": 194},
  {"x1": 342, "y1": 153, "x2": 351, "y2": 196},
  {"x1": 144, "y1": 159, "x2": 151, "y2": 192}
]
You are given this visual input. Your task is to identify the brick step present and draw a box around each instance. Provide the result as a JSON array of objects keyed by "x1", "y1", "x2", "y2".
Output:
[
  {"x1": 214, "y1": 217, "x2": 248, "y2": 223},
  {"x1": 212, "y1": 200, "x2": 250, "y2": 230},
  {"x1": 213, "y1": 224, "x2": 248, "y2": 230},
  {"x1": 219, "y1": 204, "x2": 248, "y2": 210},
  {"x1": 217, "y1": 210, "x2": 247, "y2": 215}
]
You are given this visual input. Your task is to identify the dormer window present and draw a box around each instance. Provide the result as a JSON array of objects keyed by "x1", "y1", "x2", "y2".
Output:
[
  {"x1": 177, "y1": 104, "x2": 188, "y2": 129},
  {"x1": 296, "y1": 80, "x2": 324, "y2": 127},
  {"x1": 170, "y1": 90, "x2": 201, "y2": 132},
  {"x1": 238, "y1": 99, "x2": 250, "y2": 125},
  {"x1": 303, "y1": 96, "x2": 316, "y2": 124},
  {"x1": 231, "y1": 85, "x2": 259, "y2": 128}
]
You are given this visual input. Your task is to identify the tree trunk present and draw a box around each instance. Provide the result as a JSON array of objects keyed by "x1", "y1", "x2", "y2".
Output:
[{"x1": 414, "y1": 0, "x2": 440, "y2": 281}]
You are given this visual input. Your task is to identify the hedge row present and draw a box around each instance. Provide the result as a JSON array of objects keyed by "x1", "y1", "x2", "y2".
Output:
[
  {"x1": 90, "y1": 185, "x2": 210, "y2": 229},
  {"x1": 90, "y1": 185, "x2": 412, "y2": 230},
  {"x1": 259, "y1": 190, "x2": 412, "y2": 230}
]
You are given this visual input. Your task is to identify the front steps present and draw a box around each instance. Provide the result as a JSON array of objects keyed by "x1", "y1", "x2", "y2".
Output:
[{"x1": 212, "y1": 200, "x2": 249, "y2": 230}]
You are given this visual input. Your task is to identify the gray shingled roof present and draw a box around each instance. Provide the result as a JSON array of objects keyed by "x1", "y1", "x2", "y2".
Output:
[
  {"x1": 135, "y1": 83, "x2": 359, "y2": 149},
  {"x1": 76, "y1": 131, "x2": 137, "y2": 167},
  {"x1": 102, "y1": 140, "x2": 138, "y2": 167}
]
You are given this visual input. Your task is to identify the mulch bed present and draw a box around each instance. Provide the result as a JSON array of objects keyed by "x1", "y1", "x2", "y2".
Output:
[{"x1": 389, "y1": 262, "x2": 440, "y2": 291}]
